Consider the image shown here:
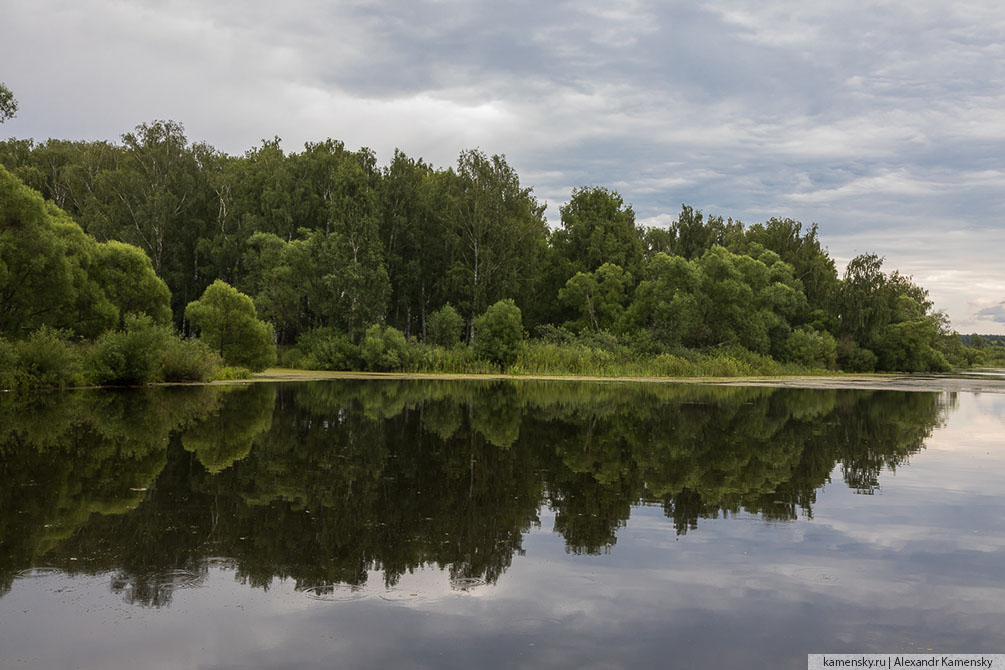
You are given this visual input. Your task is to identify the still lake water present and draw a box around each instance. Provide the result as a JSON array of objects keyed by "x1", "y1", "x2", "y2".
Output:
[{"x1": 1, "y1": 380, "x2": 1003, "y2": 669}]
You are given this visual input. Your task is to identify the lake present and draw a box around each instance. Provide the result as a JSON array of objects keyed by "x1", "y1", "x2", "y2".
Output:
[{"x1": 1, "y1": 380, "x2": 1003, "y2": 669}]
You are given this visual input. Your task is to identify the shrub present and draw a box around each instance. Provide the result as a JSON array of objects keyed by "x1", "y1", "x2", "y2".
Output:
[
  {"x1": 785, "y1": 328, "x2": 837, "y2": 369},
  {"x1": 295, "y1": 328, "x2": 361, "y2": 371},
  {"x1": 473, "y1": 299, "x2": 523, "y2": 369},
  {"x1": 87, "y1": 314, "x2": 171, "y2": 386},
  {"x1": 0, "y1": 337, "x2": 21, "y2": 389},
  {"x1": 360, "y1": 324, "x2": 409, "y2": 371},
  {"x1": 427, "y1": 304, "x2": 465, "y2": 348},
  {"x1": 15, "y1": 327, "x2": 84, "y2": 388},
  {"x1": 160, "y1": 337, "x2": 222, "y2": 382},
  {"x1": 532, "y1": 324, "x2": 575, "y2": 345},
  {"x1": 838, "y1": 339, "x2": 877, "y2": 372}
]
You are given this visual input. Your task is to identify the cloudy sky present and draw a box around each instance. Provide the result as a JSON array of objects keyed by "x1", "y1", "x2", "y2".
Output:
[{"x1": 2, "y1": 0, "x2": 1004, "y2": 333}]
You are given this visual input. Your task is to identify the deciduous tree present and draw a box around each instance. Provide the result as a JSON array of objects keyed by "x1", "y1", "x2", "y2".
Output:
[{"x1": 185, "y1": 280, "x2": 276, "y2": 370}]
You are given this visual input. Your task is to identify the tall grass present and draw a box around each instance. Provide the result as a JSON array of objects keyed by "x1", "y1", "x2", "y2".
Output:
[{"x1": 259, "y1": 327, "x2": 835, "y2": 380}]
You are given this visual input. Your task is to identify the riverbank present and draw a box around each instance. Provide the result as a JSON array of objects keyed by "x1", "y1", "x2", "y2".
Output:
[{"x1": 222, "y1": 367, "x2": 1005, "y2": 394}]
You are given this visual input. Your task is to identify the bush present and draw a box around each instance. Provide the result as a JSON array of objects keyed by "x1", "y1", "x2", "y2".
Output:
[
  {"x1": 532, "y1": 324, "x2": 575, "y2": 345},
  {"x1": 838, "y1": 339, "x2": 877, "y2": 372},
  {"x1": 295, "y1": 328, "x2": 361, "y2": 370},
  {"x1": 160, "y1": 337, "x2": 222, "y2": 382},
  {"x1": 922, "y1": 348, "x2": 951, "y2": 373},
  {"x1": 473, "y1": 299, "x2": 523, "y2": 369},
  {"x1": 427, "y1": 304, "x2": 465, "y2": 348},
  {"x1": 785, "y1": 328, "x2": 837, "y2": 369},
  {"x1": 0, "y1": 337, "x2": 22, "y2": 389},
  {"x1": 15, "y1": 327, "x2": 84, "y2": 388},
  {"x1": 360, "y1": 324, "x2": 410, "y2": 371},
  {"x1": 87, "y1": 314, "x2": 171, "y2": 385}
]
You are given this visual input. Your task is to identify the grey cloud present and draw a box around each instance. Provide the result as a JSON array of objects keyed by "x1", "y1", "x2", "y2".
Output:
[
  {"x1": 977, "y1": 303, "x2": 1005, "y2": 323},
  {"x1": 2, "y1": 0, "x2": 1005, "y2": 332}
]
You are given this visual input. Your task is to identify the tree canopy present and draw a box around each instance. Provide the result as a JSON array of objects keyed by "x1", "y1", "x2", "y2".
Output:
[
  {"x1": 0, "y1": 164, "x2": 171, "y2": 339},
  {"x1": 0, "y1": 120, "x2": 978, "y2": 377}
]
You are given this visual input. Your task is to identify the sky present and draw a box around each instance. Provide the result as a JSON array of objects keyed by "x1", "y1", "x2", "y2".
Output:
[{"x1": 2, "y1": 0, "x2": 1004, "y2": 333}]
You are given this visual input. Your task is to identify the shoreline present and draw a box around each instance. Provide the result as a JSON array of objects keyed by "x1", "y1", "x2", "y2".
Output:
[
  {"x1": 211, "y1": 368, "x2": 1005, "y2": 394},
  {"x1": 9, "y1": 368, "x2": 1003, "y2": 394}
]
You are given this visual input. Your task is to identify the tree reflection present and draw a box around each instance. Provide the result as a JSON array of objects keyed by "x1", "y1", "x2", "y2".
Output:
[
  {"x1": 0, "y1": 386, "x2": 223, "y2": 598},
  {"x1": 0, "y1": 379, "x2": 952, "y2": 605}
]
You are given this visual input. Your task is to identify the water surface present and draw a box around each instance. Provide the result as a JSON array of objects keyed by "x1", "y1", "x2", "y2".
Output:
[{"x1": 1, "y1": 380, "x2": 1002, "y2": 669}]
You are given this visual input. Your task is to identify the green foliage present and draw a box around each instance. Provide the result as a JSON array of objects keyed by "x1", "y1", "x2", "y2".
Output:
[
  {"x1": 0, "y1": 337, "x2": 21, "y2": 389},
  {"x1": 426, "y1": 304, "x2": 465, "y2": 347},
  {"x1": 552, "y1": 187, "x2": 642, "y2": 277},
  {"x1": 159, "y1": 337, "x2": 222, "y2": 382},
  {"x1": 294, "y1": 328, "x2": 361, "y2": 371},
  {"x1": 559, "y1": 263, "x2": 633, "y2": 332},
  {"x1": 0, "y1": 165, "x2": 80, "y2": 337},
  {"x1": 87, "y1": 314, "x2": 172, "y2": 385},
  {"x1": 627, "y1": 246, "x2": 806, "y2": 357},
  {"x1": 741, "y1": 218, "x2": 838, "y2": 313},
  {"x1": 0, "y1": 82, "x2": 15, "y2": 123},
  {"x1": 295, "y1": 141, "x2": 391, "y2": 339},
  {"x1": 661, "y1": 205, "x2": 744, "y2": 260},
  {"x1": 0, "y1": 323, "x2": 221, "y2": 390},
  {"x1": 242, "y1": 232, "x2": 303, "y2": 343},
  {"x1": 873, "y1": 319, "x2": 951, "y2": 373},
  {"x1": 474, "y1": 299, "x2": 524, "y2": 368},
  {"x1": 958, "y1": 333, "x2": 1005, "y2": 367},
  {"x1": 837, "y1": 255, "x2": 950, "y2": 372},
  {"x1": 0, "y1": 166, "x2": 171, "y2": 340},
  {"x1": 406, "y1": 342, "x2": 497, "y2": 374},
  {"x1": 14, "y1": 327, "x2": 85, "y2": 388},
  {"x1": 214, "y1": 366, "x2": 252, "y2": 380},
  {"x1": 442, "y1": 150, "x2": 548, "y2": 328},
  {"x1": 185, "y1": 280, "x2": 276, "y2": 371},
  {"x1": 360, "y1": 324, "x2": 409, "y2": 371},
  {"x1": 92, "y1": 241, "x2": 173, "y2": 328},
  {"x1": 0, "y1": 123, "x2": 975, "y2": 377},
  {"x1": 784, "y1": 328, "x2": 837, "y2": 369},
  {"x1": 380, "y1": 151, "x2": 449, "y2": 337},
  {"x1": 837, "y1": 338, "x2": 878, "y2": 372}
]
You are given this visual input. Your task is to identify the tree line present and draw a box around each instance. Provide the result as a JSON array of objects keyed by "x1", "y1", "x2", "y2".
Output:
[{"x1": 0, "y1": 115, "x2": 991, "y2": 381}]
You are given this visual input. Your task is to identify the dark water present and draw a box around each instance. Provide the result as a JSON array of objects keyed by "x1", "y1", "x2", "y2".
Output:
[{"x1": 1, "y1": 380, "x2": 1002, "y2": 669}]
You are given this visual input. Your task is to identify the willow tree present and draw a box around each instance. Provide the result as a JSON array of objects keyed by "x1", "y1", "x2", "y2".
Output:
[
  {"x1": 185, "y1": 280, "x2": 276, "y2": 371},
  {"x1": 0, "y1": 165, "x2": 170, "y2": 338}
]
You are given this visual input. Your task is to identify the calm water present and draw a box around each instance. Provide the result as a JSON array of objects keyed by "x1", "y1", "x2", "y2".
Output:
[{"x1": 1, "y1": 380, "x2": 1003, "y2": 669}]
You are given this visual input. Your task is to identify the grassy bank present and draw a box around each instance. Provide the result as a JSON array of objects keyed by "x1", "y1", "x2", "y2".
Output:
[{"x1": 284, "y1": 337, "x2": 834, "y2": 379}]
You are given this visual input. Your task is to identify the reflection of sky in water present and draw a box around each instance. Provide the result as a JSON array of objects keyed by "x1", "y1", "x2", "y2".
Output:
[{"x1": 2, "y1": 391, "x2": 1003, "y2": 670}]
